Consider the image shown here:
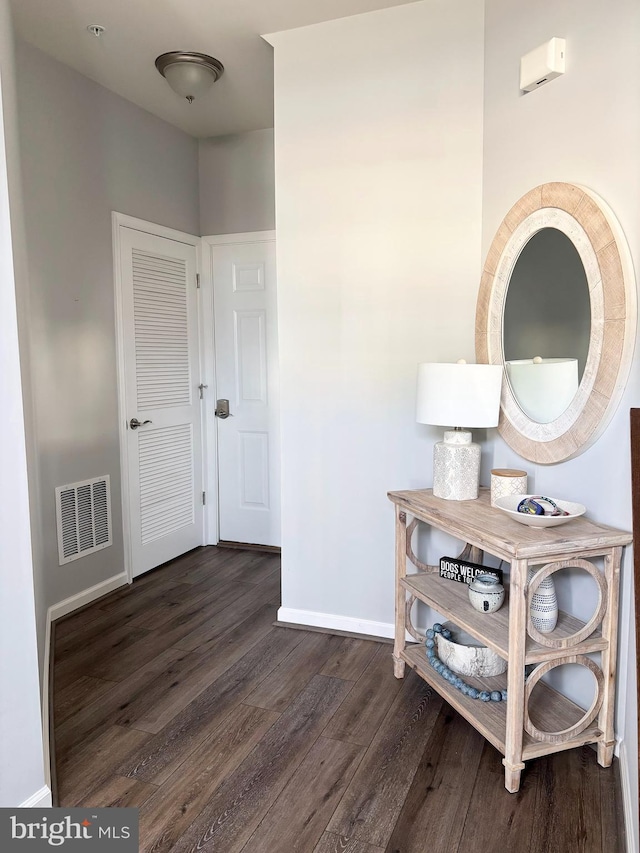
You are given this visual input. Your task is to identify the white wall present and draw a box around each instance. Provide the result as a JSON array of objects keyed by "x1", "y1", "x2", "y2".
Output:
[
  {"x1": 14, "y1": 41, "x2": 200, "y2": 666},
  {"x1": 266, "y1": 0, "x2": 485, "y2": 633},
  {"x1": 199, "y1": 128, "x2": 275, "y2": 235},
  {"x1": 0, "y1": 0, "x2": 48, "y2": 807},
  {"x1": 483, "y1": 0, "x2": 640, "y2": 841}
]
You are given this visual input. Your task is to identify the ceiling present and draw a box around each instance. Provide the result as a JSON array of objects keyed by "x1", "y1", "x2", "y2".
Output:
[{"x1": 10, "y1": 0, "x2": 417, "y2": 139}]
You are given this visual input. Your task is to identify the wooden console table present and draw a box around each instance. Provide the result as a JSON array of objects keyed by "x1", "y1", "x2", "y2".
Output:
[{"x1": 388, "y1": 488, "x2": 632, "y2": 792}]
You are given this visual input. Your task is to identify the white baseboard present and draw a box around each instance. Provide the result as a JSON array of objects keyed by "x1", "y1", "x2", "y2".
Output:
[
  {"x1": 49, "y1": 572, "x2": 129, "y2": 623},
  {"x1": 20, "y1": 785, "x2": 52, "y2": 808},
  {"x1": 277, "y1": 607, "x2": 394, "y2": 640},
  {"x1": 619, "y1": 740, "x2": 638, "y2": 853}
]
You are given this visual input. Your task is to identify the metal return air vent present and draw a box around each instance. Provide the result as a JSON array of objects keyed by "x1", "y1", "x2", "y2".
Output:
[{"x1": 55, "y1": 476, "x2": 112, "y2": 565}]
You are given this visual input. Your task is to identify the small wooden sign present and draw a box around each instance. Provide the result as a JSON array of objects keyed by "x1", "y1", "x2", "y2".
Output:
[{"x1": 439, "y1": 556, "x2": 503, "y2": 586}]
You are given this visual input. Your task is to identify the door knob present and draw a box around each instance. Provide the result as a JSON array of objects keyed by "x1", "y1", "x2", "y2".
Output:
[
  {"x1": 215, "y1": 399, "x2": 232, "y2": 419},
  {"x1": 129, "y1": 418, "x2": 153, "y2": 430}
]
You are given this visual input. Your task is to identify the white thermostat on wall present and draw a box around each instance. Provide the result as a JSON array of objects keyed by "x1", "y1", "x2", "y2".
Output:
[{"x1": 520, "y1": 37, "x2": 565, "y2": 92}]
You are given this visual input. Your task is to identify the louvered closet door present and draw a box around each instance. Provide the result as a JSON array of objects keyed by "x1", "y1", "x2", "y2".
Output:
[{"x1": 120, "y1": 227, "x2": 202, "y2": 577}]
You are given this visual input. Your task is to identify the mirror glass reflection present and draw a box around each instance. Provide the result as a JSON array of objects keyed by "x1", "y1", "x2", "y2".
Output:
[{"x1": 503, "y1": 228, "x2": 591, "y2": 423}]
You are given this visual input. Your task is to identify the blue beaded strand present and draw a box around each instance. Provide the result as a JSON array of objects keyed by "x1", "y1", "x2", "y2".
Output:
[{"x1": 425, "y1": 624, "x2": 506, "y2": 703}]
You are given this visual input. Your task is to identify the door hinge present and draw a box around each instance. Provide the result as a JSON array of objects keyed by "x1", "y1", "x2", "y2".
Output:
[
  {"x1": 196, "y1": 273, "x2": 201, "y2": 289},
  {"x1": 198, "y1": 383, "x2": 208, "y2": 400},
  {"x1": 202, "y1": 491, "x2": 206, "y2": 505}
]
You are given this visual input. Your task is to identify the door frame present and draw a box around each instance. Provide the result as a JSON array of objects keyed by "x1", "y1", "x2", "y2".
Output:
[
  {"x1": 200, "y1": 230, "x2": 276, "y2": 545},
  {"x1": 112, "y1": 212, "x2": 206, "y2": 582}
]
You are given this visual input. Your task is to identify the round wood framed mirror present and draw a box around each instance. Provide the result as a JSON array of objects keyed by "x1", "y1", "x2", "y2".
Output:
[{"x1": 476, "y1": 182, "x2": 636, "y2": 463}]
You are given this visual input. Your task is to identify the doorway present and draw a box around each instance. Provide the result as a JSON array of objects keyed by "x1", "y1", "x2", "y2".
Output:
[
  {"x1": 114, "y1": 218, "x2": 280, "y2": 579},
  {"x1": 113, "y1": 213, "x2": 205, "y2": 579},
  {"x1": 201, "y1": 231, "x2": 280, "y2": 548}
]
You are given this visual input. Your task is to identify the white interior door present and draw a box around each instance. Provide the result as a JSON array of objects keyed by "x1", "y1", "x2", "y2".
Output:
[
  {"x1": 117, "y1": 223, "x2": 204, "y2": 578},
  {"x1": 211, "y1": 235, "x2": 280, "y2": 546}
]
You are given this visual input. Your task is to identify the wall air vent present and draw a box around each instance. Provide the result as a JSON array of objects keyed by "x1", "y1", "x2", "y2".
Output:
[{"x1": 55, "y1": 476, "x2": 112, "y2": 565}]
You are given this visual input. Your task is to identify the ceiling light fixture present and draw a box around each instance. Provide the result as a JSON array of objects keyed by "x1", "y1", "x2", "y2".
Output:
[{"x1": 155, "y1": 51, "x2": 224, "y2": 104}]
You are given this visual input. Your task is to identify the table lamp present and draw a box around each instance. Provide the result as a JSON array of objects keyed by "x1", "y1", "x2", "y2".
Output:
[{"x1": 416, "y1": 361, "x2": 503, "y2": 500}]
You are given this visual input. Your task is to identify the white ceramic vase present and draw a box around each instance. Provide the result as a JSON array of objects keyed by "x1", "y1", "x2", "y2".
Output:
[{"x1": 528, "y1": 567, "x2": 558, "y2": 633}]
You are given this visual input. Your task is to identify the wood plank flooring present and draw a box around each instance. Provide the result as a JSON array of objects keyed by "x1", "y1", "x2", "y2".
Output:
[{"x1": 52, "y1": 546, "x2": 626, "y2": 853}]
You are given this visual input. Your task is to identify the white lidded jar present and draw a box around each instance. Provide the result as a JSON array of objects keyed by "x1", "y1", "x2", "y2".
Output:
[
  {"x1": 490, "y1": 468, "x2": 528, "y2": 507},
  {"x1": 468, "y1": 574, "x2": 505, "y2": 614}
]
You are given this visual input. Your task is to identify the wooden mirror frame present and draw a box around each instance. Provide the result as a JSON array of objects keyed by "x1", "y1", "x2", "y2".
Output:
[{"x1": 476, "y1": 182, "x2": 636, "y2": 464}]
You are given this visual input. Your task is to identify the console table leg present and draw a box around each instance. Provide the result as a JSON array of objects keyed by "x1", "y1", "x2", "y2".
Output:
[
  {"x1": 597, "y1": 740, "x2": 615, "y2": 767},
  {"x1": 503, "y1": 759, "x2": 525, "y2": 793},
  {"x1": 504, "y1": 558, "x2": 528, "y2": 793},
  {"x1": 393, "y1": 506, "x2": 408, "y2": 679},
  {"x1": 597, "y1": 548, "x2": 621, "y2": 768}
]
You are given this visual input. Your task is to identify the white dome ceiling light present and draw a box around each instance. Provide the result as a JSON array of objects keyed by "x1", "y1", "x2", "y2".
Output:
[{"x1": 155, "y1": 51, "x2": 224, "y2": 104}]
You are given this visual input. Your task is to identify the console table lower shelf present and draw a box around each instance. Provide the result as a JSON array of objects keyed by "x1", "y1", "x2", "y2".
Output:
[{"x1": 402, "y1": 645, "x2": 603, "y2": 762}]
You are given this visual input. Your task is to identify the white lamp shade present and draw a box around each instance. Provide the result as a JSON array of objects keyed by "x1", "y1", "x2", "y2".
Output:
[
  {"x1": 416, "y1": 362, "x2": 503, "y2": 428},
  {"x1": 163, "y1": 62, "x2": 217, "y2": 99},
  {"x1": 506, "y1": 358, "x2": 578, "y2": 423}
]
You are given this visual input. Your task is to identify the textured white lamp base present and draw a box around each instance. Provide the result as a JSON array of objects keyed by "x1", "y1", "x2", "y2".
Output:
[{"x1": 433, "y1": 430, "x2": 480, "y2": 500}]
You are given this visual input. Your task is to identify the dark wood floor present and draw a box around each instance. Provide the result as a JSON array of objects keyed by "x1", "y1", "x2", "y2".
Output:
[{"x1": 52, "y1": 546, "x2": 625, "y2": 853}]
